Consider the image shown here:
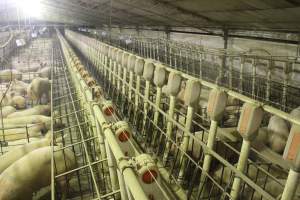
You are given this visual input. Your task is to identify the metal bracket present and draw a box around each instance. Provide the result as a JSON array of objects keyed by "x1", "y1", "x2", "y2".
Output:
[{"x1": 118, "y1": 157, "x2": 135, "y2": 174}]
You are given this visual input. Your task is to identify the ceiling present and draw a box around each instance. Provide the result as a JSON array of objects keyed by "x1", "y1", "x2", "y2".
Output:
[{"x1": 1, "y1": 0, "x2": 300, "y2": 32}]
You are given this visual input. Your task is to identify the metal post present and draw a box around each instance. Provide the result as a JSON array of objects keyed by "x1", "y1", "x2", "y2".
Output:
[
  {"x1": 282, "y1": 62, "x2": 289, "y2": 111},
  {"x1": 135, "y1": 75, "x2": 141, "y2": 113},
  {"x1": 117, "y1": 170, "x2": 129, "y2": 200},
  {"x1": 282, "y1": 147, "x2": 300, "y2": 200},
  {"x1": 281, "y1": 169, "x2": 300, "y2": 200},
  {"x1": 151, "y1": 86, "x2": 162, "y2": 146},
  {"x1": 122, "y1": 68, "x2": 127, "y2": 96},
  {"x1": 199, "y1": 52, "x2": 203, "y2": 79},
  {"x1": 128, "y1": 71, "x2": 134, "y2": 101},
  {"x1": 142, "y1": 81, "x2": 150, "y2": 131},
  {"x1": 252, "y1": 59, "x2": 256, "y2": 98},
  {"x1": 198, "y1": 120, "x2": 218, "y2": 195},
  {"x1": 178, "y1": 106, "x2": 194, "y2": 181},
  {"x1": 163, "y1": 95, "x2": 176, "y2": 165},
  {"x1": 117, "y1": 63, "x2": 122, "y2": 91},
  {"x1": 105, "y1": 140, "x2": 120, "y2": 192},
  {"x1": 229, "y1": 57, "x2": 233, "y2": 89},
  {"x1": 230, "y1": 139, "x2": 251, "y2": 200},
  {"x1": 239, "y1": 57, "x2": 244, "y2": 92},
  {"x1": 112, "y1": 60, "x2": 117, "y2": 87},
  {"x1": 266, "y1": 60, "x2": 271, "y2": 101},
  {"x1": 108, "y1": 56, "x2": 113, "y2": 83}
]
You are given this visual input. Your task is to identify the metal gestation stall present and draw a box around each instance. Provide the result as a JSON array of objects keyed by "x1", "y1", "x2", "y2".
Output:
[
  {"x1": 64, "y1": 29, "x2": 300, "y2": 200},
  {"x1": 54, "y1": 30, "x2": 174, "y2": 200},
  {"x1": 88, "y1": 30, "x2": 300, "y2": 113},
  {"x1": 0, "y1": 32, "x2": 52, "y2": 155}
]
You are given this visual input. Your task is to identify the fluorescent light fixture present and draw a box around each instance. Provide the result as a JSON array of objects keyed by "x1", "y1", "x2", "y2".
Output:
[{"x1": 15, "y1": 0, "x2": 43, "y2": 18}]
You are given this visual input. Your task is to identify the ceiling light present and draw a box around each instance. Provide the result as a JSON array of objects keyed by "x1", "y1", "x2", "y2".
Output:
[{"x1": 16, "y1": 0, "x2": 43, "y2": 18}]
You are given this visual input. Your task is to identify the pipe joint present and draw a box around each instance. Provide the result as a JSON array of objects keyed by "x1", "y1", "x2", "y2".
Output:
[
  {"x1": 102, "y1": 122, "x2": 113, "y2": 131},
  {"x1": 118, "y1": 157, "x2": 134, "y2": 174}
]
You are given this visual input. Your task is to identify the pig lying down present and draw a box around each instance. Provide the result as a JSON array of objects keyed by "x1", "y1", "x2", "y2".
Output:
[
  {"x1": 6, "y1": 105, "x2": 50, "y2": 118},
  {"x1": 8, "y1": 79, "x2": 28, "y2": 96},
  {"x1": 0, "y1": 92, "x2": 26, "y2": 109},
  {"x1": 0, "y1": 70, "x2": 22, "y2": 82},
  {"x1": 0, "y1": 106, "x2": 16, "y2": 118}
]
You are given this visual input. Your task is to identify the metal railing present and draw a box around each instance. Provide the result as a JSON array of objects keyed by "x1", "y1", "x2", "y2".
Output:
[
  {"x1": 84, "y1": 30, "x2": 300, "y2": 113},
  {"x1": 65, "y1": 30, "x2": 300, "y2": 200}
]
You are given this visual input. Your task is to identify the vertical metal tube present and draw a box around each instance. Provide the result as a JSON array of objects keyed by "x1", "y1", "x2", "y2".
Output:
[
  {"x1": 178, "y1": 106, "x2": 194, "y2": 181},
  {"x1": 239, "y1": 57, "x2": 244, "y2": 92},
  {"x1": 104, "y1": 56, "x2": 108, "y2": 80},
  {"x1": 252, "y1": 59, "x2": 256, "y2": 98},
  {"x1": 105, "y1": 136, "x2": 119, "y2": 192},
  {"x1": 198, "y1": 120, "x2": 218, "y2": 195},
  {"x1": 157, "y1": 40, "x2": 160, "y2": 61},
  {"x1": 151, "y1": 86, "x2": 162, "y2": 146},
  {"x1": 163, "y1": 95, "x2": 176, "y2": 165},
  {"x1": 169, "y1": 46, "x2": 172, "y2": 66},
  {"x1": 128, "y1": 71, "x2": 134, "y2": 101},
  {"x1": 117, "y1": 64, "x2": 122, "y2": 90},
  {"x1": 142, "y1": 81, "x2": 150, "y2": 130},
  {"x1": 122, "y1": 68, "x2": 127, "y2": 96},
  {"x1": 281, "y1": 170, "x2": 300, "y2": 200},
  {"x1": 199, "y1": 53, "x2": 203, "y2": 79},
  {"x1": 112, "y1": 61, "x2": 117, "y2": 87},
  {"x1": 135, "y1": 75, "x2": 141, "y2": 112},
  {"x1": 117, "y1": 170, "x2": 129, "y2": 200},
  {"x1": 230, "y1": 139, "x2": 251, "y2": 200},
  {"x1": 108, "y1": 58, "x2": 112, "y2": 82},
  {"x1": 266, "y1": 60, "x2": 271, "y2": 101},
  {"x1": 229, "y1": 57, "x2": 233, "y2": 89},
  {"x1": 282, "y1": 62, "x2": 289, "y2": 111}
]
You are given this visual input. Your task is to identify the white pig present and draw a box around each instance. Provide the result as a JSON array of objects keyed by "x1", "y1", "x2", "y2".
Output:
[
  {"x1": 0, "y1": 123, "x2": 46, "y2": 141},
  {"x1": 0, "y1": 146, "x2": 76, "y2": 200},
  {"x1": 27, "y1": 77, "x2": 51, "y2": 104},
  {"x1": 7, "y1": 105, "x2": 50, "y2": 118},
  {"x1": 0, "y1": 136, "x2": 51, "y2": 173},
  {"x1": 2, "y1": 115, "x2": 51, "y2": 129},
  {"x1": 0, "y1": 106, "x2": 16, "y2": 118},
  {"x1": 290, "y1": 107, "x2": 300, "y2": 127},
  {"x1": 0, "y1": 69, "x2": 22, "y2": 82},
  {"x1": 267, "y1": 115, "x2": 289, "y2": 154},
  {"x1": 0, "y1": 92, "x2": 26, "y2": 109},
  {"x1": 38, "y1": 66, "x2": 51, "y2": 79},
  {"x1": 8, "y1": 79, "x2": 29, "y2": 96}
]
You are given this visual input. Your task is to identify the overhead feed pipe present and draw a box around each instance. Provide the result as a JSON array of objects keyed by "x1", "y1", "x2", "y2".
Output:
[{"x1": 57, "y1": 31, "x2": 149, "y2": 200}]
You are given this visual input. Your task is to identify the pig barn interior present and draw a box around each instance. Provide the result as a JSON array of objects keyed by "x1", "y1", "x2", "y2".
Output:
[{"x1": 0, "y1": 0, "x2": 300, "y2": 200}]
